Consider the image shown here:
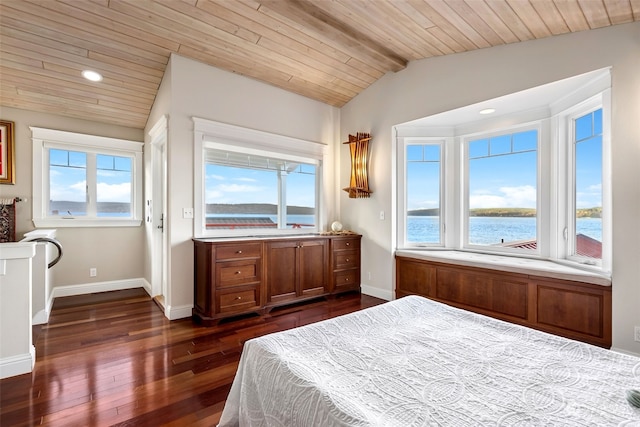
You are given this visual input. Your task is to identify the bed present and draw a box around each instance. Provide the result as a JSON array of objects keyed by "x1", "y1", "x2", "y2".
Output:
[{"x1": 218, "y1": 295, "x2": 640, "y2": 426}]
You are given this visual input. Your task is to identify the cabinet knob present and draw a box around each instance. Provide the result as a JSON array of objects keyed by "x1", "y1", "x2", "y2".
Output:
[
  {"x1": 237, "y1": 250, "x2": 243, "y2": 254},
  {"x1": 346, "y1": 242, "x2": 350, "y2": 246},
  {"x1": 235, "y1": 296, "x2": 242, "y2": 300},
  {"x1": 235, "y1": 271, "x2": 242, "y2": 274},
  {"x1": 346, "y1": 258, "x2": 350, "y2": 262},
  {"x1": 345, "y1": 278, "x2": 349, "y2": 282}
]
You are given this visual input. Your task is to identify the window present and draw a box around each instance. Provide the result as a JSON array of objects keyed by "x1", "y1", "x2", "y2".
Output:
[
  {"x1": 31, "y1": 127, "x2": 143, "y2": 227},
  {"x1": 401, "y1": 141, "x2": 443, "y2": 245},
  {"x1": 567, "y1": 106, "x2": 606, "y2": 265},
  {"x1": 396, "y1": 70, "x2": 610, "y2": 272},
  {"x1": 204, "y1": 151, "x2": 318, "y2": 231},
  {"x1": 194, "y1": 118, "x2": 327, "y2": 237},
  {"x1": 465, "y1": 128, "x2": 538, "y2": 251}
]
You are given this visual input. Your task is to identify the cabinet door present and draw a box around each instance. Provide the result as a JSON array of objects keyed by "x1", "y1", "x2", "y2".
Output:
[
  {"x1": 266, "y1": 241, "x2": 298, "y2": 304},
  {"x1": 299, "y1": 240, "x2": 327, "y2": 297}
]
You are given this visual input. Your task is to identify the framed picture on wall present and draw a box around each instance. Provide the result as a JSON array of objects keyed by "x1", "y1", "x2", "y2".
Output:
[{"x1": 0, "y1": 120, "x2": 15, "y2": 185}]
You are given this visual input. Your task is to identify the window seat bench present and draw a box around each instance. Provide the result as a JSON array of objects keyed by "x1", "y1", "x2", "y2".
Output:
[{"x1": 395, "y1": 250, "x2": 611, "y2": 347}]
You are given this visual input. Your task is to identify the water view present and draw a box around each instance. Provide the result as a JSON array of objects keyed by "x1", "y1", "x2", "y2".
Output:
[{"x1": 407, "y1": 216, "x2": 602, "y2": 245}]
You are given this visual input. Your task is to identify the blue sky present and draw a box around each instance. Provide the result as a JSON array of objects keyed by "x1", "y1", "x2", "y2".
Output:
[{"x1": 205, "y1": 163, "x2": 316, "y2": 207}]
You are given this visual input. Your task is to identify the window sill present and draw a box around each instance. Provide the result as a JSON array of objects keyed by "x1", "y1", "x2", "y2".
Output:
[
  {"x1": 395, "y1": 249, "x2": 611, "y2": 287},
  {"x1": 33, "y1": 218, "x2": 142, "y2": 228}
]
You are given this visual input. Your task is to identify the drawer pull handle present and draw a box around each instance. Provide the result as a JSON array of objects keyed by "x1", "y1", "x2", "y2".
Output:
[
  {"x1": 237, "y1": 250, "x2": 243, "y2": 254},
  {"x1": 345, "y1": 258, "x2": 349, "y2": 262},
  {"x1": 235, "y1": 296, "x2": 242, "y2": 300},
  {"x1": 235, "y1": 271, "x2": 242, "y2": 274},
  {"x1": 345, "y1": 278, "x2": 349, "y2": 281},
  {"x1": 346, "y1": 242, "x2": 350, "y2": 246}
]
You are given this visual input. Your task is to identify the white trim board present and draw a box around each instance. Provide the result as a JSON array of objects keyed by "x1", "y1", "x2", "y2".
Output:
[
  {"x1": 361, "y1": 284, "x2": 393, "y2": 301},
  {"x1": 0, "y1": 345, "x2": 35, "y2": 379},
  {"x1": 51, "y1": 278, "x2": 151, "y2": 299}
]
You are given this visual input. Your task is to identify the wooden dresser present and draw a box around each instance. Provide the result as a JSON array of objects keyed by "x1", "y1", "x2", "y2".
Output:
[
  {"x1": 396, "y1": 255, "x2": 612, "y2": 348},
  {"x1": 193, "y1": 234, "x2": 361, "y2": 325}
]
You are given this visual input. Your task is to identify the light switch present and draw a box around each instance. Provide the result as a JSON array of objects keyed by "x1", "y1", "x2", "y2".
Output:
[{"x1": 183, "y1": 208, "x2": 194, "y2": 219}]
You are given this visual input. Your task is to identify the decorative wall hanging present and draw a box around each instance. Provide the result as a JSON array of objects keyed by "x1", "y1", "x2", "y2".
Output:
[
  {"x1": 343, "y1": 132, "x2": 372, "y2": 198},
  {"x1": 0, "y1": 120, "x2": 15, "y2": 185}
]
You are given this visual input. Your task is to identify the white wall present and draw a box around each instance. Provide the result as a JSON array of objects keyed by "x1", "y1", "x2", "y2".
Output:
[
  {"x1": 0, "y1": 106, "x2": 145, "y2": 289},
  {"x1": 157, "y1": 54, "x2": 340, "y2": 315},
  {"x1": 340, "y1": 22, "x2": 640, "y2": 354}
]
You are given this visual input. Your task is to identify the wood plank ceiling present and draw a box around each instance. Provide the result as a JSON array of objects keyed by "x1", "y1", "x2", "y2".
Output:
[{"x1": 1, "y1": 0, "x2": 638, "y2": 129}]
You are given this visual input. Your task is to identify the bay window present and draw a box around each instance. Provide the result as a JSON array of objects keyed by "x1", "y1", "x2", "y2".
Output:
[{"x1": 396, "y1": 70, "x2": 610, "y2": 272}]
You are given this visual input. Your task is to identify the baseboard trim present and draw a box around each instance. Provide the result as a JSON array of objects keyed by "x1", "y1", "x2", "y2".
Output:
[
  {"x1": 360, "y1": 284, "x2": 393, "y2": 301},
  {"x1": 166, "y1": 304, "x2": 193, "y2": 320},
  {"x1": 52, "y1": 278, "x2": 150, "y2": 299},
  {"x1": 0, "y1": 345, "x2": 35, "y2": 379},
  {"x1": 32, "y1": 309, "x2": 49, "y2": 326}
]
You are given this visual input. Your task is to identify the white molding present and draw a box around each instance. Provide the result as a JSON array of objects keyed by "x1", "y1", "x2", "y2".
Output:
[
  {"x1": 165, "y1": 304, "x2": 193, "y2": 320},
  {"x1": 360, "y1": 284, "x2": 393, "y2": 301},
  {"x1": 32, "y1": 308, "x2": 49, "y2": 326},
  {"x1": 0, "y1": 345, "x2": 35, "y2": 379},
  {"x1": 52, "y1": 278, "x2": 150, "y2": 299},
  {"x1": 30, "y1": 127, "x2": 143, "y2": 152}
]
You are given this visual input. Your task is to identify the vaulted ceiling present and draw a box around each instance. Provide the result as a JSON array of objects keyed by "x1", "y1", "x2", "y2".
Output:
[{"x1": 0, "y1": 0, "x2": 638, "y2": 129}]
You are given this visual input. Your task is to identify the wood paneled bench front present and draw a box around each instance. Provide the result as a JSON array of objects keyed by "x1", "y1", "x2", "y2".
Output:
[{"x1": 395, "y1": 251, "x2": 612, "y2": 348}]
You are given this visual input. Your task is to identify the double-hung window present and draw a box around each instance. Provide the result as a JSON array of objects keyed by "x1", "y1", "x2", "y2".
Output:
[
  {"x1": 194, "y1": 118, "x2": 326, "y2": 237},
  {"x1": 31, "y1": 127, "x2": 143, "y2": 227}
]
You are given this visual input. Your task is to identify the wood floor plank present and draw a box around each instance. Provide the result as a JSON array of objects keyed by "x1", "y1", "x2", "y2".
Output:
[{"x1": 0, "y1": 288, "x2": 384, "y2": 426}]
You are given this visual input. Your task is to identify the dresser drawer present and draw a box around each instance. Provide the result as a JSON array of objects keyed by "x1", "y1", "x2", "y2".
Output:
[
  {"x1": 216, "y1": 243, "x2": 261, "y2": 261},
  {"x1": 334, "y1": 250, "x2": 359, "y2": 269},
  {"x1": 217, "y1": 259, "x2": 260, "y2": 288},
  {"x1": 334, "y1": 270, "x2": 358, "y2": 288},
  {"x1": 332, "y1": 238, "x2": 360, "y2": 251},
  {"x1": 218, "y1": 288, "x2": 259, "y2": 314}
]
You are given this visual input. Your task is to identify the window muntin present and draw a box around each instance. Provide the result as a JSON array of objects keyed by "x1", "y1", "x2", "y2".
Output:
[
  {"x1": 466, "y1": 129, "x2": 538, "y2": 251},
  {"x1": 31, "y1": 127, "x2": 143, "y2": 227},
  {"x1": 571, "y1": 108, "x2": 603, "y2": 261},
  {"x1": 406, "y1": 143, "x2": 442, "y2": 245}
]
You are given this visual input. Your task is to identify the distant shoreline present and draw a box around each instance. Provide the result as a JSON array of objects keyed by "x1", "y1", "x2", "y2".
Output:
[{"x1": 408, "y1": 207, "x2": 602, "y2": 218}]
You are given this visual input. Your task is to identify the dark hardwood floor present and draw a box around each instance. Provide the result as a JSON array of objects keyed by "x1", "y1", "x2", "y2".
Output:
[{"x1": 0, "y1": 289, "x2": 385, "y2": 426}]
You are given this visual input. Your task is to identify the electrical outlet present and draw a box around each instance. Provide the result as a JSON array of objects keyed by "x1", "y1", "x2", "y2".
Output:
[
  {"x1": 635, "y1": 326, "x2": 640, "y2": 342},
  {"x1": 90, "y1": 268, "x2": 97, "y2": 277},
  {"x1": 379, "y1": 210, "x2": 385, "y2": 220}
]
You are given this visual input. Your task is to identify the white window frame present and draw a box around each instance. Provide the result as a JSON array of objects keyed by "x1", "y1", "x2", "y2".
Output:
[
  {"x1": 31, "y1": 127, "x2": 143, "y2": 228},
  {"x1": 555, "y1": 91, "x2": 611, "y2": 271},
  {"x1": 397, "y1": 137, "x2": 446, "y2": 248},
  {"x1": 193, "y1": 118, "x2": 328, "y2": 238},
  {"x1": 461, "y1": 123, "x2": 542, "y2": 256}
]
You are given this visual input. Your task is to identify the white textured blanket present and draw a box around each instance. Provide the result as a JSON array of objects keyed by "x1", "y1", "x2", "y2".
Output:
[{"x1": 219, "y1": 295, "x2": 640, "y2": 426}]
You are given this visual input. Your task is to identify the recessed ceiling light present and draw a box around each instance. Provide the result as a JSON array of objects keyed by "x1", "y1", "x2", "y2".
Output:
[
  {"x1": 479, "y1": 108, "x2": 496, "y2": 115},
  {"x1": 82, "y1": 70, "x2": 103, "y2": 82}
]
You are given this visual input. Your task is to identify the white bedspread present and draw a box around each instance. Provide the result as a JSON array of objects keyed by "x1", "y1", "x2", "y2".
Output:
[{"x1": 218, "y1": 295, "x2": 640, "y2": 426}]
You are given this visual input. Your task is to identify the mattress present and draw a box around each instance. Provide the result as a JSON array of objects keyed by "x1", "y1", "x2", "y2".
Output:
[{"x1": 218, "y1": 295, "x2": 640, "y2": 426}]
